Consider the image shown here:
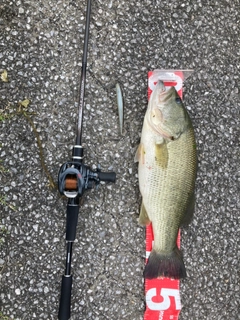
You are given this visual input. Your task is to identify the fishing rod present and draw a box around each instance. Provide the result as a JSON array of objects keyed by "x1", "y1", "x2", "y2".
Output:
[{"x1": 57, "y1": 0, "x2": 116, "y2": 319}]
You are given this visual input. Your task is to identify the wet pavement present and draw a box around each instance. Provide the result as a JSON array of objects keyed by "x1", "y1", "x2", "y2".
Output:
[{"x1": 0, "y1": 0, "x2": 239, "y2": 319}]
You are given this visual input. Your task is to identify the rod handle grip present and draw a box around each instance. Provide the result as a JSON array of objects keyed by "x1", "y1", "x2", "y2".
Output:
[
  {"x1": 98, "y1": 171, "x2": 116, "y2": 182},
  {"x1": 58, "y1": 275, "x2": 72, "y2": 320}
]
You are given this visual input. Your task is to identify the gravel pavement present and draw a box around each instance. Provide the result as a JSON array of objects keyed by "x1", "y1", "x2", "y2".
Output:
[{"x1": 0, "y1": 0, "x2": 239, "y2": 319}]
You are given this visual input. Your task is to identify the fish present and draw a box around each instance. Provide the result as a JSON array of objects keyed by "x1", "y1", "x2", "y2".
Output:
[{"x1": 135, "y1": 80, "x2": 197, "y2": 279}]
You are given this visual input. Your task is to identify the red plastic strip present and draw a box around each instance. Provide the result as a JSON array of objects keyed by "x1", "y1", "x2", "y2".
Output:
[{"x1": 144, "y1": 70, "x2": 184, "y2": 320}]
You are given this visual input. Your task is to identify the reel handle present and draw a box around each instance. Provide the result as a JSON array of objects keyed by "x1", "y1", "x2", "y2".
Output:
[{"x1": 98, "y1": 171, "x2": 116, "y2": 183}]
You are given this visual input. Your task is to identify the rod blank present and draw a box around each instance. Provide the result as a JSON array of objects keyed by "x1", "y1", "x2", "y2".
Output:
[{"x1": 76, "y1": 0, "x2": 92, "y2": 147}]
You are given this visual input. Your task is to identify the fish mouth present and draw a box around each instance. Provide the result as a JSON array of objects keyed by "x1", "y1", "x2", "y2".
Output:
[
  {"x1": 155, "y1": 81, "x2": 175, "y2": 103},
  {"x1": 151, "y1": 81, "x2": 176, "y2": 104},
  {"x1": 155, "y1": 80, "x2": 167, "y2": 96}
]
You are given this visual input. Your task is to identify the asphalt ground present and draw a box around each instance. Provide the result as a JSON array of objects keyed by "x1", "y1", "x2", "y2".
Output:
[{"x1": 0, "y1": 0, "x2": 239, "y2": 319}]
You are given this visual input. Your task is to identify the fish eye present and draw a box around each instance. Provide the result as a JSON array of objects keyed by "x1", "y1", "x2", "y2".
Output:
[{"x1": 175, "y1": 97, "x2": 182, "y2": 104}]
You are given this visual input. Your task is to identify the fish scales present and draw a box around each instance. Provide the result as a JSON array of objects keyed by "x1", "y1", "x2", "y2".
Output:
[
  {"x1": 142, "y1": 127, "x2": 196, "y2": 252},
  {"x1": 135, "y1": 80, "x2": 197, "y2": 279}
]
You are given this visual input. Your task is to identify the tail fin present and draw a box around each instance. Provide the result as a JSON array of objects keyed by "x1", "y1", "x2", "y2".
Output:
[{"x1": 144, "y1": 247, "x2": 186, "y2": 279}]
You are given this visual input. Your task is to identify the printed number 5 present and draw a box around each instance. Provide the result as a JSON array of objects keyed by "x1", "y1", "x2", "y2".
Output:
[{"x1": 146, "y1": 288, "x2": 181, "y2": 311}]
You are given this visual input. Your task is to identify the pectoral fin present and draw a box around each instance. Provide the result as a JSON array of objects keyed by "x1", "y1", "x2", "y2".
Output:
[
  {"x1": 138, "y1": 202, "x2": 151, "y2": 226},
  {"x1": 155, "y1": 142, "x2": 168, "y2": 168},
  {"x1": 134, "y1": 143, "x2": 145, "y2": 164}
]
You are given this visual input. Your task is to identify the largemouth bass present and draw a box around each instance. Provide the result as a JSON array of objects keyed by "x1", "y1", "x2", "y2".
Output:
[{"x1": 135, "y1": 81, "x2": 197, "y2": 279}]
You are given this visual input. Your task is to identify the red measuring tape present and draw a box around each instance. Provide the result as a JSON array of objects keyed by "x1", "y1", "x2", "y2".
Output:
[{"x1": 144, "y1": 70, "x2": 184, "y2": 320}]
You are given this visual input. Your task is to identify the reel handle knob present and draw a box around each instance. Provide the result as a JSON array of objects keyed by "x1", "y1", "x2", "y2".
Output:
[{"x1": 97, "y1": 171, "x2": 116, "y2": 183}]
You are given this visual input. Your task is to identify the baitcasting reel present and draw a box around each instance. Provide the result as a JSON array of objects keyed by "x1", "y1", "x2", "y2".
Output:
[{"x1": 58, "y1": 161, "x2": 116, "y2": 198}]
